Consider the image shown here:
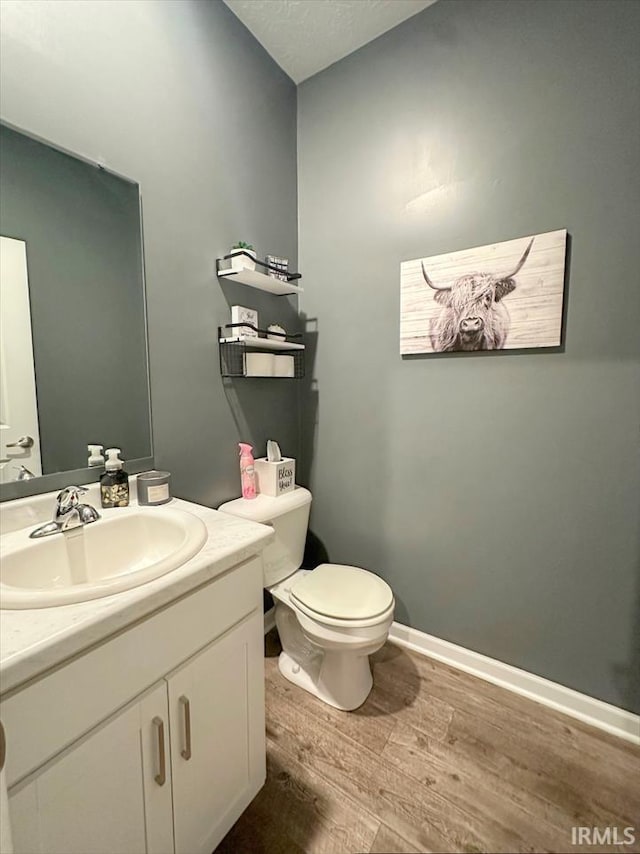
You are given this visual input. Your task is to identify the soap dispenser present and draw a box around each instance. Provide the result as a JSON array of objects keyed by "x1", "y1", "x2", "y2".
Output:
[{"x1": 100, "y1": 448, "x2": 130, "y2": 508}]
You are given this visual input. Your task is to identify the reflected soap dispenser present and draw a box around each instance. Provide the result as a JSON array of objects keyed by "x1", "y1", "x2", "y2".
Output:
[
  {"x1": 100, "y1": 447, "x2": 130, "y2": 508},
  {"x1": 88, "y1": 444, "x2": 105, "y2": 468}
]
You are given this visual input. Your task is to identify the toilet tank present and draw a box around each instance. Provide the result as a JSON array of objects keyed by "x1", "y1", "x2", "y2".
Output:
[{"x1": 218, "y1": 487, "x2": 312, "y2": 586}]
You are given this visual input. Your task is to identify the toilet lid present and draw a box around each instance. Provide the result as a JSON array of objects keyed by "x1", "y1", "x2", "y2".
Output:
[{"x1": 290, "y1": 564, "x2": 393, "y2": 621}]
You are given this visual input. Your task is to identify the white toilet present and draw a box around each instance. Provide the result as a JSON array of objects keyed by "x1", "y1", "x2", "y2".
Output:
[{"x1": 218, "y1": 487, "x2": 394, "y2": 711}]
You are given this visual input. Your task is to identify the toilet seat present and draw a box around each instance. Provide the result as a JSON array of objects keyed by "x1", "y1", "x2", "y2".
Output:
[{"x1": 290, "y1": 564, "x2": 393, "y2": 622}]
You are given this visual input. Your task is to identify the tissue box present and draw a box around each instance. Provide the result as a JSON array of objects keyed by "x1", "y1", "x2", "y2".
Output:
[{"x1": 255, "y1": 457, "x2": 295, "y2": 496}]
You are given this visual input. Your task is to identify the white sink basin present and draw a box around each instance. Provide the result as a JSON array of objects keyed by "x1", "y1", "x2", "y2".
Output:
[{"x1": 0, "y1": 506, "x2": 208, "y2": 609}]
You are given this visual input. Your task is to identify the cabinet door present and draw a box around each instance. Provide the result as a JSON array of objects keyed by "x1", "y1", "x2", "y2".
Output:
[
  {"x1": 139, "y1": 684, "x2": 175, "y2": 854},
  {"x1": 167, "y1": 611, "x2": 266, "y2": 854},
  {"x1": 8, "y1": 682, "x2": 174, "y2": 854}
]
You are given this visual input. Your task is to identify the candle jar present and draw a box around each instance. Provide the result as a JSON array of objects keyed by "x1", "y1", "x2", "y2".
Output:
[{"x1": 137, "y1": 470, "x2": 172, "y2": 506}]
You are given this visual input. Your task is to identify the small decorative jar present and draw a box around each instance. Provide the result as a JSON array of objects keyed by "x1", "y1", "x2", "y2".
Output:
[{"x1": 137, "y1": 470, "x2": 172, "y2": 505}]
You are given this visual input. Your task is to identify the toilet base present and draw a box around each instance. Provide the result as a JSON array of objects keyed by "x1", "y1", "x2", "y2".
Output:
[{"x1": 278, "y1": 649, "x2": 373, "y2": 711}]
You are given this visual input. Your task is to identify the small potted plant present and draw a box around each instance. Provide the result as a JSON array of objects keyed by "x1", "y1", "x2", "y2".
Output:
[{"x1": 229, "y1": 241, "x2": 257, "y2": 272}]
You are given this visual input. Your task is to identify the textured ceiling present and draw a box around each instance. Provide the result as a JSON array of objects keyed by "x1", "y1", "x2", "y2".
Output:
[{"x1": 223, "y1": 0, "x2": 437, "y2": 84}]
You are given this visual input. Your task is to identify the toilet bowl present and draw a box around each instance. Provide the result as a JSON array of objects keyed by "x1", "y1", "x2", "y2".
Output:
[{"x1": 218, "y1": 487, "x2": 394, "y2": 711}]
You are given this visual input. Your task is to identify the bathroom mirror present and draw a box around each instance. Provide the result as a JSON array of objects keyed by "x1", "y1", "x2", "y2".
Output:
[{"x1": 0, "y1": 123, "x2": 152, "y2": 500}]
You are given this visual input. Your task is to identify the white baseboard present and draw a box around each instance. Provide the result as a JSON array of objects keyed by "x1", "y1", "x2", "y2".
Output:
[
  {"x1": 264, "y1": 606, "x2": 276, "y2": 635},
  {"x1": 388, "y1": 622, "x2": 640, "y2": 746}
]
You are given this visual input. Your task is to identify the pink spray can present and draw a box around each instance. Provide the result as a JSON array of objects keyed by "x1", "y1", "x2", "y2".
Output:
[{"x1": 239, "y1": 443, "x2": 257, "y2": 499}]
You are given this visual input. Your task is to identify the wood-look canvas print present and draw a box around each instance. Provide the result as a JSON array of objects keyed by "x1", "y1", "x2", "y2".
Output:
[{"x1": 400, "y1": 229, "x2": 567, "y2": 354}]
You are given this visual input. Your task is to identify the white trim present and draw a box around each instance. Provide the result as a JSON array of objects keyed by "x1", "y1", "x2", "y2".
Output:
[
  {"x1": 264, "y1": 607, "x2": 276, "y2": 635},
  {"x1": 388, "y1": 622, "x2": 640, "y2": 746}
]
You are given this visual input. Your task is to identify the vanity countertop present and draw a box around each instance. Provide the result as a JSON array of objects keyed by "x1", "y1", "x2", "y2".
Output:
[{"x1": 0, "y1": 494, "x2": 273, "y2": 696}]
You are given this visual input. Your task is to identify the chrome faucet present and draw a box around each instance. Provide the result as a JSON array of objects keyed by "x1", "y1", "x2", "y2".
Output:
[{"x1": 30, "y1": 486, "x2": 101, "y2": 539}]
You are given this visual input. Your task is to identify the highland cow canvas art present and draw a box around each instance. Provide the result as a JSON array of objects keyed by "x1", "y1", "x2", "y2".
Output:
[{"x1": 400, "y1": 229, "x2": 567, "y2": 354}]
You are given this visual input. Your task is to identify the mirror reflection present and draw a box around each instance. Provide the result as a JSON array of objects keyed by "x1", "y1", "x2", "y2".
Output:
[
  {"x1": 0, "y1": 234, "x2": 42, "y2": 482},
  {"x1": 0, "y1": 124, "x2": 152, "y2": 487}
]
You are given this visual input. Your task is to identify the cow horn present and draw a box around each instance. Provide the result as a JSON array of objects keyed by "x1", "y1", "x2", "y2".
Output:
[
  {"x1": 504, "y1": 238, "x2": 534, "y2": 279},
  {"x1": 421, "y1": 261, "x2": 449, "y2": 291}
]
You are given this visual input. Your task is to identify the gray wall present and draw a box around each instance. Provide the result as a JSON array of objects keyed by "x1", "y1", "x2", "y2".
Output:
[
  {"x1": 2, "y1": 0, "x2": 638, "y2": 712},
  {"x1": 0, "y1": 0, "x2": 299, "y2": 504},
  {"x1": 298, "y1": 0, "x2": 640, "y2": 711},
  {"x1": 0, "y1": 124, "x2": 151, "y2": 474}
]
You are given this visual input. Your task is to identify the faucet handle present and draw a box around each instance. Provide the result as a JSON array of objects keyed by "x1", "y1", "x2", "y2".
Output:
[
  {"x1": 55, "y1": 485, "x2": 88, "y2": 516},
  {"x1": 57, "y1": 485, "x2": 87, "y2": 500}
]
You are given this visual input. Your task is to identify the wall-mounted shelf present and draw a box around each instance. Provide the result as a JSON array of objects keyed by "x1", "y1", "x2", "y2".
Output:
[
  {"x1": 216, "y1": 254, "x2": 303, "y2": 296},
  {"x1": 218, "y1": 325, "x2": 305, "y2": 378},
  {"x1": 219, "y1": 334, "x2": 304, "y2": 351}
]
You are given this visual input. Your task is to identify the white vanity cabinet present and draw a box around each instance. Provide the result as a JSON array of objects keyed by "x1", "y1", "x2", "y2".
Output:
[
  {"x1": 1, "y1": 555, "x2": 266, "y2": 854},
  {"x1": 9, "y1": 682, "x2": 173, "y2": 854}
]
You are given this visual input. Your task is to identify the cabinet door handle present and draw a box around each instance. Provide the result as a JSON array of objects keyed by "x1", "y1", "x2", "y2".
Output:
[
  {"x1": 152, "y1": 716, "x2": 166, "y2": 786},
  {"x1": 179, "y1": 695, "x2": 192, "y2": 760}
]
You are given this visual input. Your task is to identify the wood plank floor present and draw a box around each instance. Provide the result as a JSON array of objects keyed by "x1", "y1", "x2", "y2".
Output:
[{"x1": 216, "y1": 630, "x2": 640, "y2": 854}]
